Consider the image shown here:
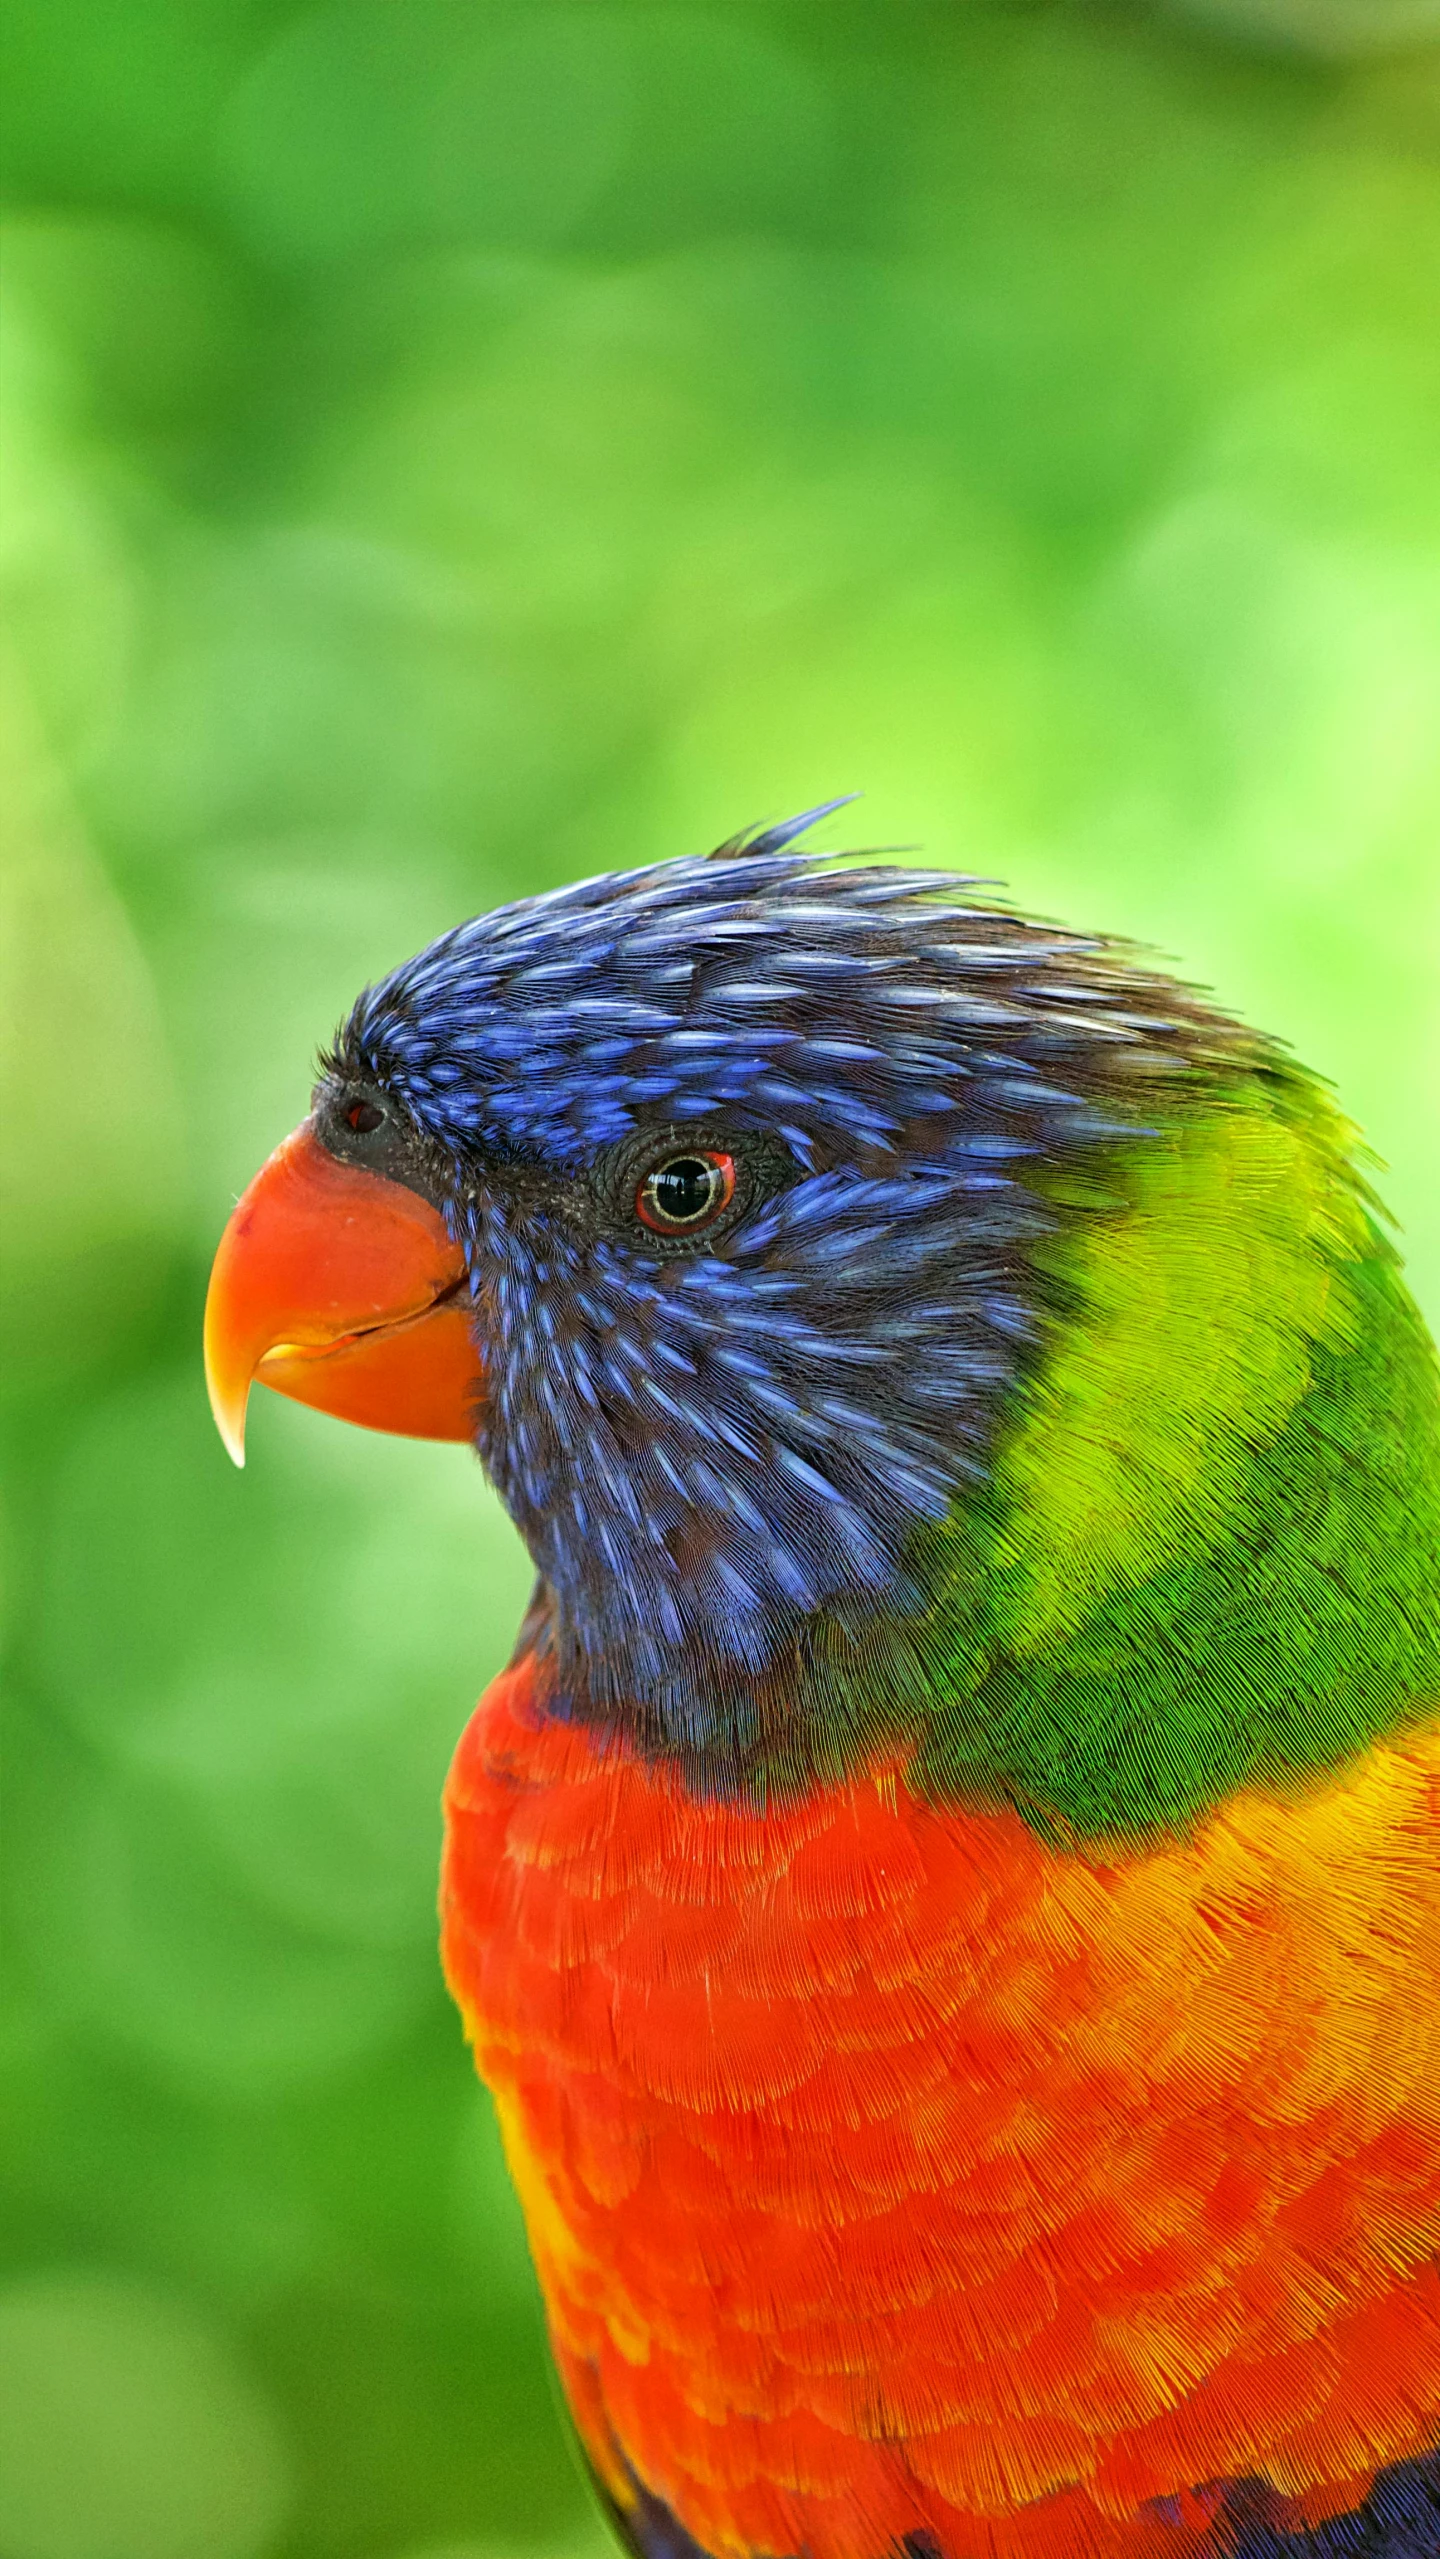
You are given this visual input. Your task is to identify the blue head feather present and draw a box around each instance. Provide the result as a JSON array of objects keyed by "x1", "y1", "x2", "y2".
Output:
[{"x1": 327, "y1": 817, "x2": 1221, "y2": 1773}]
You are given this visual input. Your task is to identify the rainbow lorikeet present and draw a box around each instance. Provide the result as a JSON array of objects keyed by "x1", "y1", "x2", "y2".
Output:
[{"x1": 205, "y1": 816, "x2": 1440, "y2": 2559}]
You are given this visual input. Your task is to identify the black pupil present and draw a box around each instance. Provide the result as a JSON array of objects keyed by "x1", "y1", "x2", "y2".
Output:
[
  {"x1": 647, "y1": 1156, "x2": 721, "y2": 1226},
  {"x1": 346, "y1": 1099, "x2": 385, "y2": 1134}
]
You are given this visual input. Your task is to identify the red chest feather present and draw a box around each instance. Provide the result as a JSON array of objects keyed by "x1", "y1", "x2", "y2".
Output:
[{"x1": 440, "y1": 1657, "x2": 1440, "y2": 2559}]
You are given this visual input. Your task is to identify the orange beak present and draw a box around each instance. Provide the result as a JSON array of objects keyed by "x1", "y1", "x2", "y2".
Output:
[{"x1": 204, "y1": 1122, "x2": 481, "y2": 1466}]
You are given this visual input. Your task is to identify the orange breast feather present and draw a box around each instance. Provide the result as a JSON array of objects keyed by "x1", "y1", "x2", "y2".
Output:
[{"x1": 441, "y1": 1656, "x2": 1440, "y2": 2559}]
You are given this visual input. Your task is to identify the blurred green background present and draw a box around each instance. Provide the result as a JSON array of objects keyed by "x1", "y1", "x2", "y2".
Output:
[{"x1": 3, "y1": 0, "x2": 1439, "y2": 2554}]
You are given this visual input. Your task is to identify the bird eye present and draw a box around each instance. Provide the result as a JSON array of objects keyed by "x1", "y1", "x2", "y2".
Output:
[
  {"x1": 345, "y1": 1099, "x2": 385, "y2": 1135},
  {"x1": 597, "y1": 1123, "x2": 794, "y2": 1251},
  {"x1": 636, "y1": 1150, "x2": 737, "y2": 1236}
]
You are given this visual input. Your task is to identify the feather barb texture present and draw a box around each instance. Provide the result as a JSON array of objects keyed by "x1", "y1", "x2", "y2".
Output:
[{"x1": 442, "y1": 1659, "x2": 1440, "y2": 2559}]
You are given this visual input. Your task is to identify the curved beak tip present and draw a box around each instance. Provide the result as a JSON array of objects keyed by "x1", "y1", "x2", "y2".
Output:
[
  {"x1": 203, "y1": 1299, "x2": 251, "y2": 1467},
  {"x1": 211, "y1": 1383, "x2": 249, "y2": 1469}
]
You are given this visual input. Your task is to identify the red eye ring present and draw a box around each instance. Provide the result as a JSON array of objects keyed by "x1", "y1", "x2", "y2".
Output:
[{"x1": 635, "y1": 1149, "x2": 737, "y2": 1236}]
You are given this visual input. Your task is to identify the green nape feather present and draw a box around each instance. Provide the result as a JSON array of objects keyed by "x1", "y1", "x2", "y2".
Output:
[{"x1": 913, "y1": 1064, "x2": 1440, "y2": 1842}]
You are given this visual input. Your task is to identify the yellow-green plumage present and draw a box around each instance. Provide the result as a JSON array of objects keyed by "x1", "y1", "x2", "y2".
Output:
[{"x1": 913, "y1": 1061, "x2": 1440, "y2": 1836}]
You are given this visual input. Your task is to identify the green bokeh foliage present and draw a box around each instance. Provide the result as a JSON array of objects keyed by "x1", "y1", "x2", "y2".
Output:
[{"x1": 3, "y1": 2, "x2": 1438, "y2": 2554}]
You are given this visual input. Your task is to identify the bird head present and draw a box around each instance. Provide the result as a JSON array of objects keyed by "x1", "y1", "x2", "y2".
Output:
[{"x1": 208, "y1": 812, "x2": 1390, "y2": 1798}]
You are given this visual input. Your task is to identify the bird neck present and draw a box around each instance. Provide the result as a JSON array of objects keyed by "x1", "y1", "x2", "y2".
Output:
[
  {"x1": 510, "y1": 1064, "x2": 1440, "y2": 1832},
  {"x1": 905, "y1": 1074, "x2": 1440, "y2": 1841}
]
